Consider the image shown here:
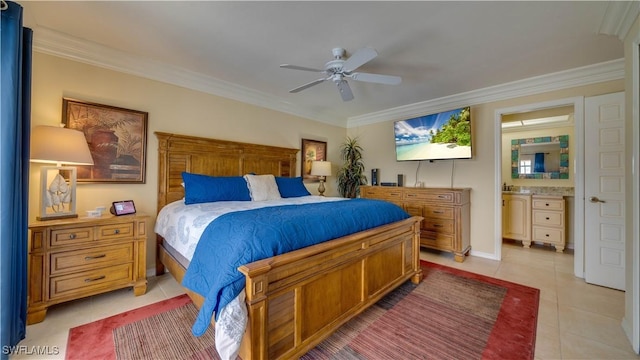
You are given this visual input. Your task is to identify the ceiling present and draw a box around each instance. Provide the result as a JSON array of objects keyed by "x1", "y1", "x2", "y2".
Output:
[{"x1": 18, "y1": 1, "x2": 637, "y2": 127}]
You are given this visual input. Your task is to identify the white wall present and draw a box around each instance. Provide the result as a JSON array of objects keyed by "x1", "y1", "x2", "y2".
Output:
[{"x1": 622, "y1": 11, "x2": 640, "y2": 353}]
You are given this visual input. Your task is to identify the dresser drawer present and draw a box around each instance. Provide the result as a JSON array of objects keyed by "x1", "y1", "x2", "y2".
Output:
[
  {"x1": 423, "y1": 219, "x2": 454, "y2": 234},
  {"x1": 421, "y1": 232, "x2": 453, "y2": 250},
  {"x1": 362, "y1": 187, "x2": 403, "y2": 199},
  {"x1": 49, "y1": 263, "x2": 134, "y2": 300},
  {"x1": 51, "y1": 227, "x2": 94, "y2": 247},
  {"x1": 404, "y1": 205, "x2": 423, "y2": 218},
  {"x1": 532, "y1": 210, "x2": 564, "y2": 227},
  {"x1": 404, "y1": 191, "x2": 454, "y2": 203},
  {"x1": 424, "y1": 206, "x2": 454, "y2": 220},
  {"x1": 532, "y1": 198, "x2": 564, "y2": 211},
  {"x1": 97, "y1": 222, "x2": 134, "y2": 240},
  {"x1": 532, "y1": 226, "x2": 564, "y2": 244},
  {"x1": 50, "y1": 243, "x2": 134, "y2": 275}
]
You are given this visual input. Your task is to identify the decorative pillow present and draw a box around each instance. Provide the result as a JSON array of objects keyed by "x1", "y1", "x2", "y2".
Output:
[
  {"x1": 244, "y1": 174, "x2": 282, "y2": 201},
  {"x1": 181, "y1": 172, "x2": 251, "y2": 204},
  {"x1": 275, "y1": 176, "x2": 311, "y2": 198}
]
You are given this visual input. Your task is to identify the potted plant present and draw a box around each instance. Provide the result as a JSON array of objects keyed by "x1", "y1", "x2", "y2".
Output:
[{"x1": 336, "y1": 137, "x2": 367, "y2": 198}]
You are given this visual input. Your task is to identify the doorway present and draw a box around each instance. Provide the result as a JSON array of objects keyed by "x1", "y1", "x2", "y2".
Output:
[{"x1": 494, "y1": 97, "x2": 586, "y2": 278}]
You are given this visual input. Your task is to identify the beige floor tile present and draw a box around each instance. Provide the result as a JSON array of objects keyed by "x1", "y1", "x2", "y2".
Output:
[
  {"x1": 538, "y1": 297, "x2": 560, "y2": 328},
  {"x1": 560, "y1": 332, "x2": 638, "y2": 359},
  {"x1": 535, "y1": 322, "x2": 562, "y2": 360},
  {"x1": 559, "y1": 305, "x2": 632, "y2": 350}
]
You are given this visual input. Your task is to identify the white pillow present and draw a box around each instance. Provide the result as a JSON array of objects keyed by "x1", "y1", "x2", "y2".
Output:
[{"x1": 244, "y1": 174, "x2": 281, "y2": 201}]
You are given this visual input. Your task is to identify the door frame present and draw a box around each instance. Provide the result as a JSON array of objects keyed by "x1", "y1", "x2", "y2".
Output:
[{"x1": 494, "y1": 96, "x2": 585, "y2": 278}]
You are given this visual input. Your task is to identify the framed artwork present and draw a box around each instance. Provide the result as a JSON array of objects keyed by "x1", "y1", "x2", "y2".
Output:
[
  {"x1": 301, "y1": 138, "x2": 327, "y2": 182},
  {"x1": 62, "y1": 98, "x2": 148, "y2": 183}
]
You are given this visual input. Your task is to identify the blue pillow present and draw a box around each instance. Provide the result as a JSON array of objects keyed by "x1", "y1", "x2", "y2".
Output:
[
  {"x1": 275, "y1": 177, "x2": 311, "y2": 198},
  {"x1": 182, "y1": 172, "x2": 251, "y2": 204}
]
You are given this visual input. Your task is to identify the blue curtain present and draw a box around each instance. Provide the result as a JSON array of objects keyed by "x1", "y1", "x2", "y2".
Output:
[
  {"x1": 534, "y1": 152, "x2": 545, "y2": 173},
  {"x1": 1, "y1": 2, "x2": 32, "y2": 357}
]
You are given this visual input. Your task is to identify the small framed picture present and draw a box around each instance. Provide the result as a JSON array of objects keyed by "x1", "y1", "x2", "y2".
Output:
[
  {"x1": 110, "y1": 200, "x2": 136, "y2": 216},
  {"x1": 301, "y1": 139, "x2": 327, "y2": 182}
]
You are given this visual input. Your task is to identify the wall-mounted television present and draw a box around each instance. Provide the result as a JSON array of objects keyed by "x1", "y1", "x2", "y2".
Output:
[{"x1": 394, "y1": 106, "x2": 472, "y2": 161}]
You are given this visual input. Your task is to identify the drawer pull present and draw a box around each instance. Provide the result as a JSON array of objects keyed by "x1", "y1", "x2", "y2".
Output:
[
  {"x1": 545, "y1": 217, "x2": 550, "y2": 220},
  {"x1": 406, "y1": 194, "x2": 416, "y2": 197},
  {"x1": 69, "y1": 234, "x2": 76, "y2": 239},
  {"x1": 390, "y1": 193, "x2": 400, "y2": 196},
  {"x1": 438, "y1": 195, "x2": 446, "y2": 199},
  {"x1": 84, "y1": 275, "x2": 106, "y2": 283},
  {"x1": 84, "y1": 254, "x2": 106, "y2": 261},
  {"x1": 433, "y1": 224, "x2": 443, "y2": 228},
  {"x1": 545, "y1": 234, "x2": 550, "y2": 237},
  {"x1": 114, "y1": 229, "x2": 120, "y2": 234},
  {"x1": 545, "y1": 203, "x2": 550, "y2": 206},
  {"x1": 433, "y1": 210, "x2": 445, "y2": 214}
]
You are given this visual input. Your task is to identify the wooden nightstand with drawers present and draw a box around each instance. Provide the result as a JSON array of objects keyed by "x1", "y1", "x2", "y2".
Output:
[{"x1": 27, "y1": 214, "x2": 148, "y2": 324}]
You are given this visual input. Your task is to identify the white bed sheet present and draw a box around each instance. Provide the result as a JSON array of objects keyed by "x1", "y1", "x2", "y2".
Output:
[{"x1": 154, "y1": 195, "x2": 346, "y2": 360}]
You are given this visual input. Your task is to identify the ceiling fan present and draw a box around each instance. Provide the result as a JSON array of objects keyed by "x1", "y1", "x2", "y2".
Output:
[{"x1": 280, "y1": 47, "x2": 401, "y2": 102}]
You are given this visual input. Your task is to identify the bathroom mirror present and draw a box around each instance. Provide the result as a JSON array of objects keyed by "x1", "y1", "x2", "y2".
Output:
[{"x1": 511, "y1": 135, "x2": 569, "y2": 179}]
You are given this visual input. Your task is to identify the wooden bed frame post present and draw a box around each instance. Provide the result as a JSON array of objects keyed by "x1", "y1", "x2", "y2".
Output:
[
  {"x1": 243, "y1": 269, "x2": 269, "y2": 360},
  {"x1": 411, "y1": 221, "x2": 424, "y2": 284}
]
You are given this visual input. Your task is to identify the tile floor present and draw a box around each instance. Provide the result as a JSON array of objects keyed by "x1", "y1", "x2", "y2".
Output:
[{"x1": 11, "y1": 241, "x2": 640, "y2": 359}]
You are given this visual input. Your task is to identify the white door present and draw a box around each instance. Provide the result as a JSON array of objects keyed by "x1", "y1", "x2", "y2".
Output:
[{"x1": 584, "y1": 92, "x2": 625, "y2": 290}]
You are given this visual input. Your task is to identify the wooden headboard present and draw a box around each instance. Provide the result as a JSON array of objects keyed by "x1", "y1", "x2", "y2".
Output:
[{"x1": 156, "y1": 132, "x2": 298, "y2": 211}]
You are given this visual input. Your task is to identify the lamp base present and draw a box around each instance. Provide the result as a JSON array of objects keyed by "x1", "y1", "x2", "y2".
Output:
[
  {"x1": 317, "y1": 179, "x2": 326, "y2": 196},
  {"x1": 36, "y1": 213, "x2": 78, "y2": 221},
  {"x1": 38, "y1": 166, "x2": 78, "y2": 221}
]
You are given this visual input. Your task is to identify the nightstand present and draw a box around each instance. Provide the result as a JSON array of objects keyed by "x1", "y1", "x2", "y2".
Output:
[{"x1": 27, "y1": 214, "x2": 148, "y2": 324}]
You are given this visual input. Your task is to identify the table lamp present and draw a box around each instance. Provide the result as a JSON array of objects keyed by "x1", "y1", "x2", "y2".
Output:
[
  {"x1": 310, "y1": 160, "x2": 332, "y2": 196},
  {"x1": 30, "y1": 125, "x2": 94, "y2": 220}
]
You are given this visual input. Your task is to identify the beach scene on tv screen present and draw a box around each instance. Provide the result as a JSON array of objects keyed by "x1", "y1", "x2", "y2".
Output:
[{"x1": 395, "y1": 107, "x2": 471, "y2": 161}]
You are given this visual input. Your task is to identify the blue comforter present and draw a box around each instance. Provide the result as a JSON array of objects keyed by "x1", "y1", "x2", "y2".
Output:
[{"x1": 182, "y1": 198, "x2": 409, "y2": 336}]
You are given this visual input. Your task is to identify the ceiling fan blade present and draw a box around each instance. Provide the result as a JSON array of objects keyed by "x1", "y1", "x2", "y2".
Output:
[
  {"x1": 280, "y1": 64, "x2": 325, "y2": 73},
  {"x1": 350, "y1": 72, "x2": 402, "y2": 85},
  {"x1": 289, "y1": 78, "x2": 327, "y2": 93},
  {"x1": 342, "y1": 47, "x2": 378, "y2": 72},
  {"x1": 336, "y1": 80, "x2": 354, "y2": 101}
]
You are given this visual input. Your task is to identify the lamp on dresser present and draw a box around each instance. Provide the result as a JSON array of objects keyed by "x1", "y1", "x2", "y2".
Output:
[
  {"x1": 310, "y1": 160, "x2": 332, "y2": 196},
  {"x1": 30, "y1": 125, "x2": 94, "y2": 220}
]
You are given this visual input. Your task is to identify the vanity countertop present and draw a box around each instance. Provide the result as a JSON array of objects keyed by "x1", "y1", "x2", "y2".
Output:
[{"x1": 502, "y1": 186, "x2": 574, "y2": 197}]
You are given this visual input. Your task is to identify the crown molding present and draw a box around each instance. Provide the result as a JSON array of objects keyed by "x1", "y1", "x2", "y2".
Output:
[
  {"x1": 32, "y1": 27, "x2": 346, "y2": 127},
  {"x1": 32, "y1": 27, "x2": 624, "y2": 130},
  {"x1": 598, "y1": 1, "x2": 640, "y2": 40},
  {"x1": 347, "y1": 59, "x2": 624, "y2": 128}
]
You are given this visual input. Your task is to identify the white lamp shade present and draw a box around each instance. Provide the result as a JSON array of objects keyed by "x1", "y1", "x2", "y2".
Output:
[
  {"x1": 310, "y1": 161, "x2": 332, "y2": 177},
  {"x1": 30, "y1": 126, "x2": 94, "y2": 165}
]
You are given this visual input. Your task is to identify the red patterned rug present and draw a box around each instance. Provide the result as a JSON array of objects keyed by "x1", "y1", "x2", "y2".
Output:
[{"x1": 66, "y1": 261, "x2": 539, "y2": 360}]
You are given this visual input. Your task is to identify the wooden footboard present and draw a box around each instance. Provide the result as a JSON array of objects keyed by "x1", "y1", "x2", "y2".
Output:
[{"x1": 158, "y1": 216, "x2": 422, "y2": 360}]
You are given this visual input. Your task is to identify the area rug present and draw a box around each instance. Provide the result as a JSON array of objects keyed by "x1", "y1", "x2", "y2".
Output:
[{"x1": 66, "y1": 261, "x2": 539, "y2": 360}]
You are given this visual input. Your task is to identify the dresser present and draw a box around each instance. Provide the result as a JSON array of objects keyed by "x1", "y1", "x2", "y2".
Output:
[
  {"x1": 361, "y1": 186, "x2": 471, "y2": 262},
  {"x1": 529, "y1": 195, "x2": 565, "y2": 252},
  {"x1": 27, "y1": 214, "x2": 148, "y2": 324}
]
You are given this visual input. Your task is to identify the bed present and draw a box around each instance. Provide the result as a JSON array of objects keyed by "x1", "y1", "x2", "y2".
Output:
[{"x1": 154, "y1": 132, "x2": 423, "y2": 360}]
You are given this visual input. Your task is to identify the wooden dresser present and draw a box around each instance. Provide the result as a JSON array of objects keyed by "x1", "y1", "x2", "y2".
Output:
[
  {"x1": 529, "y1": 195, "x2": 565, "y2": 252},
  {"x1": 27, "y1": 214, "x2": 148, "y2": 324},
  {"x1": 361, "y1": 186, "x2": 471, "y2": 262}
]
